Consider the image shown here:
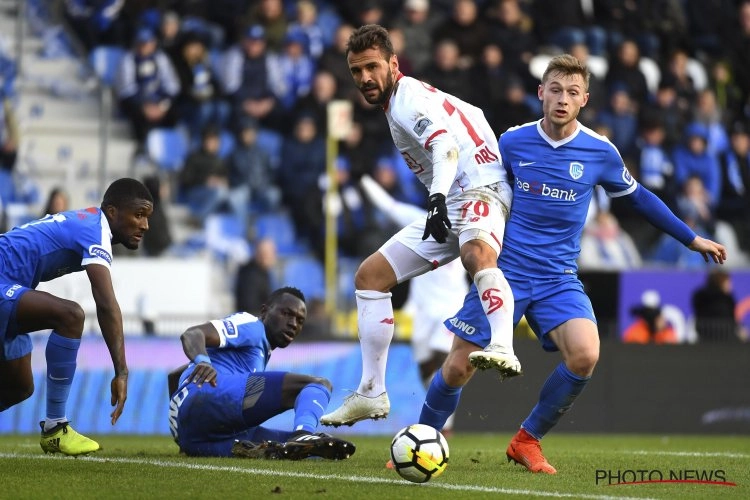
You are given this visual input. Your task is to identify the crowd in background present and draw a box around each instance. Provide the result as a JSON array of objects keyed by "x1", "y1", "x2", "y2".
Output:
[{"x1": 4, "y1": 0, "x2": 750, "y2": 271}]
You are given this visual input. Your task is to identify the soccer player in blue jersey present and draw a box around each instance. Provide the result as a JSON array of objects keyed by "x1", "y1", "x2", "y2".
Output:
[
  {"x1": 167, "y1": 287, "x2": 355, "y2": 460},
  {"x1": 0, "y1": 178, "x2": 154, "y2": 456},
  {"x1": 418, "y1": 54, "x2": 727, "y2": 474}
]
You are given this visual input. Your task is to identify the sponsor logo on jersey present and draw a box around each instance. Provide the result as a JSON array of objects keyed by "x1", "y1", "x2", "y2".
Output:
[
  {"x1": 622, "y1": 166, "x2": 635, "y2": 185},
  {"x1": 569, "y1": 162, "x2": 584, "y2": 179},
  {"x1": 448, "y1": 316, "x2": 476, "y2": 335},
  {"x1": 413, "y1": 117, "x2": 432, "y2": 136},
  {"x1": 222, "y1": 319, "x2": 237, "y2": 337},
  {"x1": 515, "y1": 177, "x2": 579, "y2": 201},
  {"x1": 88, "y1": 244, "x2": 112, "y2": 264},
  {"x1": 5, "y1": 284, "x2": 22, "y2": 298}
]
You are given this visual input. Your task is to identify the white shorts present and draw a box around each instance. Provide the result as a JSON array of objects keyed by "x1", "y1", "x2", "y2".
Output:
[{"x1": 379, "y1": 182, "x2": 512, "y2": 283}]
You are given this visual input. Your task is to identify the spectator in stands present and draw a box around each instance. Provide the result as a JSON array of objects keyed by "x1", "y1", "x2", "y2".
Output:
[
  {"x1": 677, "y1": 175, "x2": 716, "y2": 238},
  {"x1": 692, "y1": 88, "x2": 730, "y2": 159},
  {"x1": 672, "y1": 122, "x2": 721, "y2": 207},
  {"x1": 158, "y1": 10, "x2": 182, "y2": 62},
  {"x1": 634, "y1": 116, "x2": 676, "y2": 210},
  {"x1": 468, "y1": 43, "x2": 516, "y2": 130},
  {"x1": 725, "y1": 1, "x2": 750, "y2": 111},
  {"x1": 287, "y1": 0, "x2": 326, "y2": 60},
  {"x1": 420, "y1": 39, "x2": 472, "y2": 102},
  {"x1": 652, "y1": 74, "x2": 689, "y2": 150},
  {"x1": 228, "y1": 116, "x2": 280, "y2": 214},
  {"x1": 486, "y1": 0, "x2": 538, "y2": 78},
  {"x1": 683, "y1": 0, "x2": 736, "y2": 61},
  {"x1": 595, "y1": 84, "x2": 639, "y2": 161},
  {"x1": 219, "y1": 25, "x2": 282, "y2": 131},
  {"x1": 531, "y1": 0, "x2": 607, "y2": 56},
  {"x1": 568, "y1": 42, "x2": 606, "y2": 122},
  {"x1": 0, "y1": 98, "x2": 18, "y2": 172},
  {"x1": 277, "y1": 114, "x2": 326, "y2": 256},
  {"x1": 433, "y1": 0, "x2": 490, "y2": 69},
  {"x1": 41, "y1": 187, "x2": 69, "y2": 217},
  {"x1": 172, "y1": 31, "x2": 227, "y2": 143},
  {"x1": 691, "y1": 270, "x2": 744, "y2": 343},
  {"x1": 0, "y1": 44, "x2": 17, "y2": 101},
  {"x1": 717, "y1": 122, "x2": 750, "y2": 251},
  {"x1": 317, "y1": 23, "x2": 358, "y2": 100},
  {"x1": 663, "y1": 48, "x2": 698, "y2": 117},
  {"x1": 234, "y1": 238, "x2": 277, "y2": 315},
  {"x1": 579, "y1": 210, "x2": 642, "y2": 271},
  {"x1": 62, "y1": 0, "x2": 127, "y2": 52},
  {"x1": 267, "y1": 29, "x2": 315, "y2": 112},
  {"x1": 178, "y1": 124, "x2": 238, "y2": 225},
  {"x1": 622, "y1": 290, "x2": 678, "y2": 344},
  {"x1": 387, "y1": 27, "x2": 415, "y2": 77},
  {"x1": 707, "y1": 59, "x2": 744, "y2": 118},
  {"x1": 245, "y1": 0, "x2": 289, "y2": 53},
  {"x1": 486, "y1": 75, "x2": 537, "y2": 137},
  {"x1": 115, "y1": 27, "x2": 180, "y2": 144},
  {"x1": 605, "y1": 39, "x2": 650, "y2": 111},
  {"x1": 391, "y1": 0, "x2": 443, "y2": 77},
  {"x1": 141, "y1": 175, "x2": 173, "y2": 257},
  {"x1": 290, "y1": 70, "x2": 336, "y2": 138}
]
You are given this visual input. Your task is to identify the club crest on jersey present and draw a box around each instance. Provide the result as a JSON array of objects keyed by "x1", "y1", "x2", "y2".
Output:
[
  {"x1": 622, "y1": 166, "x2": 635, "y2": 185},
  {"x1": 569, "y1": 162, "x2": 584, "y2": 180},
  {"x1": 413, "y1": 117, "x2": 432, "y2": 136}
]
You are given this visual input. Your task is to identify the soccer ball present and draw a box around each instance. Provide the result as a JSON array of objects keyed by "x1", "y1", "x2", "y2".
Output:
[{"x1": 390, "y1": 424, "x2": 449, "y2": 483}]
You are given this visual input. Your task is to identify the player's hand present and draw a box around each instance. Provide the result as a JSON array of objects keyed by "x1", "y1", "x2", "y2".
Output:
[
  {"x1": 688, "y1": 236, "x2": 727, "y2": 264},
  {"x1": 190, "y1": 362, "x2": 218, "y2": 388},
  {"x1": 110, "y1": 372, "x2": 128, "y2": 425},
  {"x1": 422, "y1": 193, "x2": 452, "y2": 243}
]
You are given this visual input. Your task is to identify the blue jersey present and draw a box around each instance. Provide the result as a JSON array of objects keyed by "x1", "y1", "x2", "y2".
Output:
[
  {"x1": 178, "y1": 312, "x2": 271, "y2": 386},
  {"x1": 0, "y1": 208, "x2": 113, "y2": 288},
  {"x1": 499, "y1": 120, "x2": 637, "y2": 278}
]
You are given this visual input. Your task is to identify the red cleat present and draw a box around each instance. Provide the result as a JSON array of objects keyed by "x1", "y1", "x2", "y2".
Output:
[
  {"x1": 385, "y1": 459, "x2": 394, "y2": 470},
  {"x1": 506, "y1": 428, "x2": 557, "y2": 474}
]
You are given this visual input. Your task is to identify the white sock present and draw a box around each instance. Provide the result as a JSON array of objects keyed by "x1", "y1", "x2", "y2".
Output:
[
  {"x1": 355, "y1": 289, "x2": 394, "y2": 397},
  {"x1": 43, "y1": 417, "x2": 67, "y2": 432},
  {"x1": 473, "y1": 268, "x2": 515, "y2": 349}
]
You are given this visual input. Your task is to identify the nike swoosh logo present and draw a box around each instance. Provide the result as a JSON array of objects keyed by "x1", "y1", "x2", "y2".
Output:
[
  {"x1": 313, "y1": 399, "x2": 325, "y2": 411},
  {"x1": 519, "y1": 161, "x2": 536, "y2": 167},
  {"x1": 48, "y1": 375, "x2": 69, "y2": 381}
]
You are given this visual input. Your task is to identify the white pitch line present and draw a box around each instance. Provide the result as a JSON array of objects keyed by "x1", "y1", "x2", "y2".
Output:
[
  {"x1": 0, "y1": 453, "x2": 655, "y2": 500},
  {"x1": 627, "y1": 450, "x2": 750, "y2": 459}
]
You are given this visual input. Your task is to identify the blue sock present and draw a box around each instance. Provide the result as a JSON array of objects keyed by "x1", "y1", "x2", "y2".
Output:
[
  {"x1": 419, "y1": 368, "x2": 462, "y2": 431},
  {"x1": 522, "y1": 362, "x2": 589, "y2": 439},
  {"x1": 293, "y1": 383, "x2": 330, "y2": 434},
  {"x1": 45, "y1": 332, "x2": 80, "y2": 421}
]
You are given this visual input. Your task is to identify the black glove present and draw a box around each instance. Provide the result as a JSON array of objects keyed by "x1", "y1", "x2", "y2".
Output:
[{"x1": 422, "y1": 193, "x2": 452, "y2": 243}]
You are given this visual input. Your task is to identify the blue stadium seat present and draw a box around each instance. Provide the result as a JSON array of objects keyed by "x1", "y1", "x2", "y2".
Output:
[
  {"x1": 88, "y1": 46, "x2": 125, "y2": 87},
  {"x1": 218, "y1": 129, "x2": 236, "y2": 159},
  {"x1": 146, "y1": 127, "x2": 189, "y2": 172},
  {"x1": 256, "y1": 128, "x2": 283, "y2": 169},
  {"x1": 282, "y1": 255, "x2": 325, "y2": 301},
  {"x1": 204, "y1": 213, "x2": 251, "y2": 263},
  {"x1": 254, "y1": 211, "x2": 308, "y2": 257}
]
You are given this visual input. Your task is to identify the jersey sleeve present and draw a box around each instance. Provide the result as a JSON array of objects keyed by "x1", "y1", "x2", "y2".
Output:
[
  {"x1": 597, "y1": 145, "x2": 638, "y2": 197},
  {"x1": 210, "y1": 312, "x2": 262, "y2": 349},
  {"x1": 77, "y1": 210, "x2": 114, "y2": 269}
]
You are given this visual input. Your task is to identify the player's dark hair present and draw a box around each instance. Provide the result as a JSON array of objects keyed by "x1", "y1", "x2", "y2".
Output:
[
  {"x1": 101, "y1": 178, "x2": 153, "y2": 209},
  {"x1": 346, "y1": 24, "x2": 394, "y2": 60},
  {"x1": 542, "y1": 54, "x2": 591, "y2": 91},
  {"x1": 268, "y1": 286, "x2": 306, "y2": 305}
]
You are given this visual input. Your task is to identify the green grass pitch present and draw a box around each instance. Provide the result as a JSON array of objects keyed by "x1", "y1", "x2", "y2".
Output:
[{"x1": 1, "y1": 433, "x2": 748, "y2": 499}]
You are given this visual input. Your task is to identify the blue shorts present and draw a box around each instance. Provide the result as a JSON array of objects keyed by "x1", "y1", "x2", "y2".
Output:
[
  {"x1": 170, "y1": 370, "x2": 287, "y2": 457},
  {"x1": 444, "y1": 274, "x2": 596, "y2": 352},
  {"x1": 0, "y1": 281, "x2": 32, "y2": 361}
]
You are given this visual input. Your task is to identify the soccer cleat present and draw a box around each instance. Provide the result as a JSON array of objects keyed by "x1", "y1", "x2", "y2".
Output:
[
  {"x1": 468, "y1": 344, "x2": 522, "y2": 380},
  {"x1": 39, "y1": 421, "x2": 101, "y2": 456},
  {"x1": 385, "y1": 459, "x2": 394, "y2": 469},
  {"x1": 506, "y1": 428, "x2": 557, "y2": 474},
  {"x1": 281, "y1": 432, "x2": 356, "y2": 460},
  {"x1": 231, "y1": 440, "x2": 286, "y2": 459},
  {"x1": 320, "y1": 392, "x2": 390, "y2": 427}
]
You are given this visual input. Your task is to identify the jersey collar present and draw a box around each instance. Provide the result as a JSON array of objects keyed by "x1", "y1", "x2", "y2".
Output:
[{"x1": 382, "y1": 72, "x2": 404, "y2": 112}]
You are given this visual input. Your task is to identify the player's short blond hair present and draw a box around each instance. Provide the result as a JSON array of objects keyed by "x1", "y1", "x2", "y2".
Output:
[{"x1": 542, "y1": 54, "x2": 590, "y2": 92}]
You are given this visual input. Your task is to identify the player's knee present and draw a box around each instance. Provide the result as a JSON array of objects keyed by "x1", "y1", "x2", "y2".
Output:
[
  {"x1": 441, "y1": 356, "x2": 474, "y2": 387},
  {"x1": 56, "y1": 301, "x2": 86, "y2": 336},
  {"x1": 566, "y1": 348, "x2": 599, "y2": 377},
  {"x1": 309, "y1": 376, "x2": 332, "y2": 392},
  {"x1": 1, "y1": 381, "x2": 34, "y2": 408}
]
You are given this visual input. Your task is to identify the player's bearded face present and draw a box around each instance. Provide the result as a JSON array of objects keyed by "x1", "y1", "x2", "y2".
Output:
[{"x1": 349, "y1": 49, "x2": 396, "y2": 106}]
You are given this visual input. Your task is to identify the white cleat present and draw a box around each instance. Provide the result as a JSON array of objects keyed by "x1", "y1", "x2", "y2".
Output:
[
  {"x1": 320, "y1": 392, "x2": 390, "y2": 427},
  {"x1": 468, "y1": 344, "x2": 522, "y2": 380}
]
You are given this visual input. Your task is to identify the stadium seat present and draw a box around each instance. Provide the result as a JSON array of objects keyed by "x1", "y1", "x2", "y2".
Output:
[
  {"x1": 256, "y1": 128, "x2": 283, "y2": 169},
  {"x1": 204, "y1": 213, "x2": 251, "y2": 264},
  {"x1": 88, "y1": 46, "x2": 125, "y2": 87},
  {"x1": 254, "y1": 211, "x2": 308, "y2": 257},
  {"x1": 638, "y1": 57, "x2": 661, "y2": 95},
  {"x1": 282, "y1": 255, "x2": 325, "y2": 301},
  {"x1": 686, "y1": 58, "x2": 708, "y2": 92},
  {"x1": 146, "y1": 127, "x2": 189, "y2": 172},
  {"x1": 218, "y1": 128, "x2": 236, "y2": 159}
]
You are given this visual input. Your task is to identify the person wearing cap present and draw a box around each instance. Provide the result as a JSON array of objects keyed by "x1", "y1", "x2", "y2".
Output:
[
  {"x1": 115, "y1": 26, "x2": 180, "y2": 143},
  {"x1": 219, "y1": 25, "x2": 282, "y2": 130},
  {"x1": 622, "y1": 290, "x2": 678, "y2": 344},
  {"x1": 672, "y1": 122, "x2": 722, "y2": 207}
]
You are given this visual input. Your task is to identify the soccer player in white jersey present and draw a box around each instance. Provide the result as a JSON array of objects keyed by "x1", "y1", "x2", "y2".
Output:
[
  {"x1": 321, "y1": 24, "x2": 519, "y2": 427},
  {"x1": 418, "y1": 54, "x2": 727, "y2": 474}
]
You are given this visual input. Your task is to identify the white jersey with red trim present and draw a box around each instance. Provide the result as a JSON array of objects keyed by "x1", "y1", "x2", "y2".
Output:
[{"x1": 384, "y1": 75, "x2": 507, "y2": 198}]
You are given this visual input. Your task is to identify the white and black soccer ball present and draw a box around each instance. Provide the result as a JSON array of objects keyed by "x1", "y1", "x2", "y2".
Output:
[{"x1": 390, "y1": 424, "x2": 449, "y2": 483}]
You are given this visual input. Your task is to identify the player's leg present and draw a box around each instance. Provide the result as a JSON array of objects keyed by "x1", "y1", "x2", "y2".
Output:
[
  {"x1": 13, "y1": 289, "x2": 99, "y2": 455},
  {"x1": 0, "y1": 355, "x2": 34, "y2": 411},
  {"x1": 0, "y1": 284, "x2": 35, "y2": 411},
  {"x1": 322, "y1": 225, "x2": 457, "y2": 426},
  {"x1": 453, "y1": 184, "x2": 520, "y2": 378}
]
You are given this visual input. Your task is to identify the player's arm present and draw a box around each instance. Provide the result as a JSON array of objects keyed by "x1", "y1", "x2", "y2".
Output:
[
  {"x1": 625, "y1": 185, "x2": 726, "y2": 264},
  {"x1": 86, "y1": 262, "x2": 128, "y2": 425},
  {"x1": 167, "y1": 364, "x2": 188, "y2": 397},
  {"x1": 180, "y1": 322, "x2": 221, "y2": 388}
]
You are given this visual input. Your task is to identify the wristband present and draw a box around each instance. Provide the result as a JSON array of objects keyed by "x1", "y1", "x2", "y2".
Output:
[{"x1": 193, "y1": 354, "x2": 211, "y2": 365}]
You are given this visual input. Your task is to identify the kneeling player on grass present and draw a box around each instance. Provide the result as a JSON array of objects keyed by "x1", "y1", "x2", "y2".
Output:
[{"x1": 167, "y1": 287, "x2": 355, "y2": 460}]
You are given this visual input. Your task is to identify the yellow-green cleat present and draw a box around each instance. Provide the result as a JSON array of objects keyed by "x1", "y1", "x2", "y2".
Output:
[{"x1": 39, "y1": 421, "x2": 101, "y2": 456}]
